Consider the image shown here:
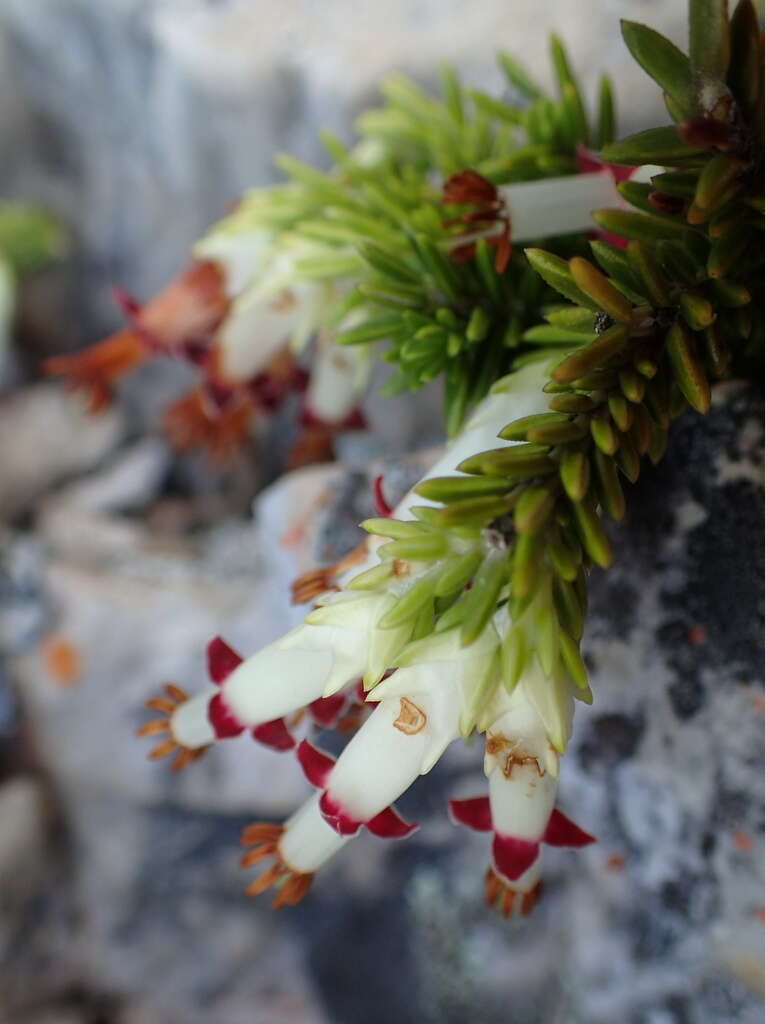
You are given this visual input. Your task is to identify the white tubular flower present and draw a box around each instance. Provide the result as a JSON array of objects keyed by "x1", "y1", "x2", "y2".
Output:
[
  {"x1": 211, "y1": 236, "x2": 330, "y2": 384},
  {"x1": 303, "y1": 333, "x2": 372, "y2": 428},
  {"x1": 297, "y1": 624, "x2": 499, "y2": 836},
  {"x1": 451, "y1": 683, "x2": 594, "y2": 918},
  {"x1": 237, "y1": 797, "x2": 349, "y2": 908},
  {"x1": 236, "y1": 624, "x2": 500, "y2": 903},
  {"x1": 140, "y1": 357, "x2": 553, "y2": 764},
  {"x1": 141, "y1": 591, "x2": 412, "y2": 758}
]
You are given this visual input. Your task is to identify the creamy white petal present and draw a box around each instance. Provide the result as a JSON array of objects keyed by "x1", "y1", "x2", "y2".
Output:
[
  {"x1": 279, "y1": 794, "x2": 349, "y2": 874},
  {"x1": 170, "y1": 686, "x2": 217, "y2": 749}
]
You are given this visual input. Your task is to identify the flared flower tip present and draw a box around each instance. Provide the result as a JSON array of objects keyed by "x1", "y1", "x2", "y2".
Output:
[
  {"x1": 240, "y1": 822, "x2": 313, "y2": 907},
  {"x1": 136, "y1": 683, "x2": 209, "y2": 772},
  {"x1": 43, "y1": 329, "x2": 147, "y2": 412},
  {"x1": 136, "y1": 259, "x2": 229, "y2": 348},
  {"x1": 484, "y1": 866, "x2": 542, "y2": 918},
  {"x1": 162, "y1": 388, "x2": 253, "y2": 461}
]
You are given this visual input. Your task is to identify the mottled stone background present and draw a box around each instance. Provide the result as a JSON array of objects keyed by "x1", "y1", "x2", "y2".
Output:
[{"x1": 1, "y1": 2, "x2": 764, "y2": 1024}]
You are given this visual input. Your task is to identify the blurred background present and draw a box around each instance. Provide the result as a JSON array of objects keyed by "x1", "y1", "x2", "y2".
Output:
[{"x1": 1, "y1": 2, "x2": 764, "y2": 1023}]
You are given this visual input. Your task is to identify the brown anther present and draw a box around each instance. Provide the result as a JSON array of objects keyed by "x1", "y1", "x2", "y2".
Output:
[
  {"x1": 136, "y1": 720, "x2": 170, "y2": 737},
  {"x1": 240, "y1": 842, "x2": 278, "y2": 868},
  {"x1": 272, "y1": 872, "x2": 313, "y2": 908},
  {"x1": 241, "y1": 822, "x2": 284, "y2": 846},
  {"x1": 148, "y1": 738, "x2": 178, "y2": 760},
  {"x1": 245, "y1": 863, "x2": 285, "y2": 897},
  {"x1": 291, "y1": 567, "x2": 340, "y2": 604},
  {"x1": 145, "y1": 697, "x2": 176, "y2": 714},
  {"x1": 164, "y1": 683, "x2": 188, "y2": 703},
  {"x1": 333, "y1": 542, "x2": 369, "y2": 575},
  {"x1": 170, "y1": 747, "x2": 206, "y2": 773},
  {"x1": 393, "y1": 559, "x2": 411, "y2": 578},
  {"x1": 484, "y1": 865, "x2": 542, "y2": 919},
  {"x1": 501, "y1": 887, "x2": 516, "y2": 917},
  {"x1": 138, "y1": 682, "x2": 208, "y2": 770},
  {"x1": 239, "y1": 821, "x2": 313, "y2": 907}
]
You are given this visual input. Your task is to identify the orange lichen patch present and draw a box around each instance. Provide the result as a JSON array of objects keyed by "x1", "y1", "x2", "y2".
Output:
[
  {"x1": 484, "y1": 866, "x2": 542, "y2": 918},
  {"x1": 137, "y1": 683, "x2": 208, "y2": 773},
  {"x1": 750, "y1": 693, "x2": 765, "y2": 713},
  {"x1": 139, "y1": 259, "x2": 228, "y2": 347},
  {"x1": 393, "y1": 697, "x2": 427, "y2": 735},
  {"x1": 756, "y1": 908, "x2": 765, "y2": 924},
  {"x1": 286, "y1": 426, "x2": 336, "y2": 470},
  {"x1": 291, "y1": 567, "x2": 341, "y2": 605},
  {"x1": 240, "y1": 821, "x2": 313, "y2": 907},
  {"x1": 41, "y1": 635, "x2": 82, "y2": 687},
  {"x1": 163, "y1": 388, "x2": 253, "y2": 461},
  {"x1": 44, "y1": 329, "x2": 146, "y2": 412},
  {"x1": 733, "y1": 830, "x2": 755, "y2": 853},
  {"x1": 604, "y1": 852, "x2": 627, "y2": 872},
  {"x1": 688, "y1": 625, "x2": 707, "y2": 645}
]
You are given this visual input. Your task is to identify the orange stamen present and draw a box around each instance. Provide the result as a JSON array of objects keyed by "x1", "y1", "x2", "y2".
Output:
[
  {"x1": 241, "y1": 823, "x2": 284, "y2": 846},
  {"x1": 163, "y1": 388, "x2": 254, "y2": 462},
  {"x1": 245, "y1": 863, "x2": 285, "y2": 897},
  {"x1": 44, "y1": 329, "x2": 146, "y2": 412},
  {"x1": 272, "y1": 873, "x2": 313, "y2": 908}
]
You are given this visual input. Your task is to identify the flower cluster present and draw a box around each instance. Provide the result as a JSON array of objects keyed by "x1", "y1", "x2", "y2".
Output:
[{"x1": 116, "y1": 0, "x2": 765, "y2": 917}]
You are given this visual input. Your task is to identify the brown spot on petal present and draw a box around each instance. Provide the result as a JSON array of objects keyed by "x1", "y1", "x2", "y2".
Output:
[
  {"x1": 268, "y1": 289, "x2": 298, "y2": 313},
  {"x1": 486, "y1": 733, "x2": 543, "y2": 779},
  {"x1": 393, "y1": 697, "x2": 427, "y2": 735}
]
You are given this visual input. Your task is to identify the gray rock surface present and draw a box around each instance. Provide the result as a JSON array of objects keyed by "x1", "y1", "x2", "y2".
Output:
[{"x1": 3, "y1": 382, "x2": 765, "y2": 1023}]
